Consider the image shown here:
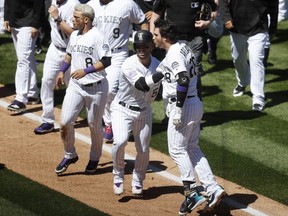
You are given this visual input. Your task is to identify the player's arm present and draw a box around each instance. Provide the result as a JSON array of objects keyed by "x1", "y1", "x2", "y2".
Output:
[
  {"x1": 139, "y1": 19, "x2": 149, "y2": 30},
  {"x1": 149, "y1": 11, "x2": 161, "y2": 34},
  {"x1": 56, "y1": 53, "x2": 72, "y2": 89},
  {"x1": 134, "y1": 73, "x2": 164, "y2": 92},
  {"x1": 49, "y1": 5, "x2": 74, "y2": 36},
  {"x1": 175, "y1": 71, "x2": 190, "y2": 108},
  {"x1": 70, "y1": 56, "x2": 111, "y2": 80},
  {"x1": 172, "y1": 71, "x2": 190, "y2": 127}
]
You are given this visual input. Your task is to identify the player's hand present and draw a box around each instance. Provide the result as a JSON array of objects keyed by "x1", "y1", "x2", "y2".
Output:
[
  {"x1": 173, "y1": 107, "x2": 182, "y2": 127},
  {"x1": 31, "y1": 27, "x2": 39, "y2": 39},
  {"x1": 224, "y1": 20, "x2": 234, "y2": 30},
  {"x1": 48, "y1": 5, "x2": 59, "y2": 19},
  {"x1": 4, "y1": 21, "x2": 10, "y2": 32},
  {"x1": 56, "y1": 71, "x2": 65, "y2": 90},
  {"x1": 195, "y1": 20, "x2": 211, "y2": 30},
  {"x1": 145, "y1": 11, "x2": 153, "y2": 22},
  {"x1": 71, "y1": 69, "x2": 86, "y2": 80}
]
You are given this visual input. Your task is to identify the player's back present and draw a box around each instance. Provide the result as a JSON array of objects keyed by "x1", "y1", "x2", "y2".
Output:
[{"x1": 87, "y1": 0, "x2": 145, "y2": 49}]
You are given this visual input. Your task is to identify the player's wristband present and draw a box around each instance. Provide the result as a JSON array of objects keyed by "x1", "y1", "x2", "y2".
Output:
[
  {"x1": 54, "y1": 16, "x2": 62, "y2": 24},
  {"x1": 60, "y1": 62, "x2": 70, "y2": 73},
  {"x1": 84, "y1": 65, "x2": 96, "y2": 74}
]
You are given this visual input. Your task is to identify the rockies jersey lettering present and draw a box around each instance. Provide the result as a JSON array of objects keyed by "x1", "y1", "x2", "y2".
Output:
[
  {"x1": 70, "y1": 45, "x2": 94, "y2": 55},
  {"x1": 67, "y1": 27, "x2": 111, "y2": 85},
  {"x1": 94, "y1": 16, "x2": 124, "y2": 24}
]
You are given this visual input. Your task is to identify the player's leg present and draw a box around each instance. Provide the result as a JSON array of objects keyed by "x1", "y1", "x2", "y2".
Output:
[
  {"x1": 168, "y1": 101, "x2": 206, "y2": 215},
  {"x1": 185, "y1": 97, "x2": 226, "y2": 211},
  {"x1": 55, "y1": 82, "x2": 84, "y2": 174},
  {"x1": 230, "y1": 32, "x2": 250, "y2": 96},
  {"x1": 8, "y1": 27, "x2": 37, "y2": 113},
  {"x1": 35, "y1": 44, "x2": 67, "y2": 134},
  {"x1": 111, "y1": 102, "x2": 132, "y2": 195},
  {"x1": 84, "y1": 79, "x2": 108, "y2": 173},
  {"x1": 247, "y1": 32, "x2": 267, "y2": 111},
  {"x1": 131, "y1": 109, "x2": 152, "y2": 195}
]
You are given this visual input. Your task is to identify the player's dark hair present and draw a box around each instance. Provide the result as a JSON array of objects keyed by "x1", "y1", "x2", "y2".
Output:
[{"x1": 154, "y1": 19, "x2": 178, "y2": 42}]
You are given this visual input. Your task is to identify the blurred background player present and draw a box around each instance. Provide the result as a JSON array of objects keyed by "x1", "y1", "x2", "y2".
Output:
[
  {"x1": 4, "y1": 0, "x2": 45, "y2": 114},
  {"x1": 87, "y1": 0, "x2": 148, "y2": 143},
  {"x1": 220, "y1": 0, "x2": 279, "y2": 112},
  {"x1": 111, "y1": 30, "x2": 162, "y2": 196},
  {"x1": 34, "y1": 0, "x2": 79, "y2": 134}
]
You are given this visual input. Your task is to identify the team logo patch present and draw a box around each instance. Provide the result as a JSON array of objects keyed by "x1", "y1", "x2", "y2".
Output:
[
  {"x1": 137, "y1": 32, "x2": 144, "y2": 41},
  {"x1": 171, "y1": 61, "x2": 180, "y2": 70},
  {"x1": 102, "y1": 44, "x2": 109, "y2": 51}
]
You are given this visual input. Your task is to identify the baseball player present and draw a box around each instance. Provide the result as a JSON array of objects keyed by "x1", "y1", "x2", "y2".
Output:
[
  {"x1": 153, "y1": 19, "x2": 225, "y2": 215},
  {"x1": 54, "y1": 3, "x2": 112, "y2": 175},
  {"x1": 111, "y1": 30, "x2": 162, "y2": 195},
  {"x1": 34, "y1": 0, "x2": 79, "y2": 134},
  {"x1": 4, "y1": 0, "x2": 45, "y2": 114},
  {"x1": 219, "y1": 0, "x2": 278, "y2": 111},
  {"x1": 87, "y1": 0, "x2": 148, "y2": 143}
]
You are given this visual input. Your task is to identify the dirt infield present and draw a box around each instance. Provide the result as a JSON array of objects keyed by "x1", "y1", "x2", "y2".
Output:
[{"x1": 0, "y1": 88, "x2": 288, "y2": 216}]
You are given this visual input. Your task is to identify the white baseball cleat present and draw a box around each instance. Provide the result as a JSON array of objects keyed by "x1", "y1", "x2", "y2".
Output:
[
  {"x1": 132, "y1": 186, "x2": 143, "y2": 196},
  {"x1": 113, "y1": 182, "x2": 124, "y2": 195}
]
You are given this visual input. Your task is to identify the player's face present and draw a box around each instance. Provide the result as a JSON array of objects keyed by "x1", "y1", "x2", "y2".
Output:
[
  {"x1": 72, "y1": 11, "x2": 86, "y2": 30},
  {"x1": 135, "y1": 43, "x2": 153, "y2": 60},
  {"x1": 153, "y1": 28, "x2": 164, "y2": 49}
]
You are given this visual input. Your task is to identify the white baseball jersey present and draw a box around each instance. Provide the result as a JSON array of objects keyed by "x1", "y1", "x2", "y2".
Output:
[
  {"x1": 157, "y1": 41, "x2": 219, "y2": 195},
  {"x1": 111, "y1": 53, "x2": 160, "y2": 188},
  {"x1": 67, "y1": 27, "x2": 111, "y2": 85},
  {"x1": 61, "y1": 27, "x2": 111, "y2": 161},
  {"x1": 87, "y1": 0, "x2": 146, "y2": 50},
  {"x1": 116, "y1": 54, "x2": 161, "y2": 108},
  {"x1": 157, "y1": 42, "x2": 198, "y2": 100},
  {"x1": 50, "y1": 0, "x2": 78, "y2": 49}
]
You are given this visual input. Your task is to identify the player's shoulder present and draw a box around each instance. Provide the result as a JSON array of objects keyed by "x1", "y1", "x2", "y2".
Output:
[
  {"x1": 87, "y1": 0, "x2": 100, "y2": 7},
  {"x1": 123, "y1": 54, "x2": 137, "y2": 66}
]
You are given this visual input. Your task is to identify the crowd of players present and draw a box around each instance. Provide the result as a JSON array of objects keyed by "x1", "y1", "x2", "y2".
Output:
[{"x1": 1, "y1": 0, "x2": 287, "y2": 215}]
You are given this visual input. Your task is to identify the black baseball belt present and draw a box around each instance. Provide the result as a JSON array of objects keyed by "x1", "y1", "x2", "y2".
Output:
[
  {"x1": 83, "y1": 80, "x2": 102, "y2": 87},
  {"x1": 111, "y1": 47, "x2": 122, "y2": 52},
  {"x1": 119, "y1": 101, "x2": 141, "y2": 112},
  {"x1": 169, "y1": 95, "x2": 196, "y2": 103}
]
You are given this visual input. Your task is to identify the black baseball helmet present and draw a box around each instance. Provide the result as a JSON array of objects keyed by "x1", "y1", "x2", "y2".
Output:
[{"x1": 133, "y1": 30, "x2": 153, "y2": 49}]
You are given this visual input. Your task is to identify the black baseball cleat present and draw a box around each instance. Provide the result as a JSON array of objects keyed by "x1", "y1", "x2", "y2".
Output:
[
  {"x1": 55, "y1": 156, "x2": 79, "y2": 175},
  {"x1": 7, "y1": 100, "x2": 26, "y2": 114},
  {"x1": 178, "y1": 191, "x2": 206, "y2": 215},
  {"x1": 252, "y1": 103, "x2": 265, "y2": 112},
  {"x1": 85, "y1": 160, "x2": 99, "y2": 174},
  {"x1": 233, "y1": 85, "x2": 245, "y2": 97}
]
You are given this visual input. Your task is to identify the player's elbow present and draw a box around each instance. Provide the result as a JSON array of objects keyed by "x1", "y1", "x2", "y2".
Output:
[{"x1": 100, "y1": 56, "x2": 111, "y2": 68}]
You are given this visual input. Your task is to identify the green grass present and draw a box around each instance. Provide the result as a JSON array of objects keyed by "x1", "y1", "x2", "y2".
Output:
[
  {"x1": 0, "y1": 20, "x2": 288, "y2": 213},
  {"x1": 0, "y1": 164, "x2": 108, "y2": 216}
]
